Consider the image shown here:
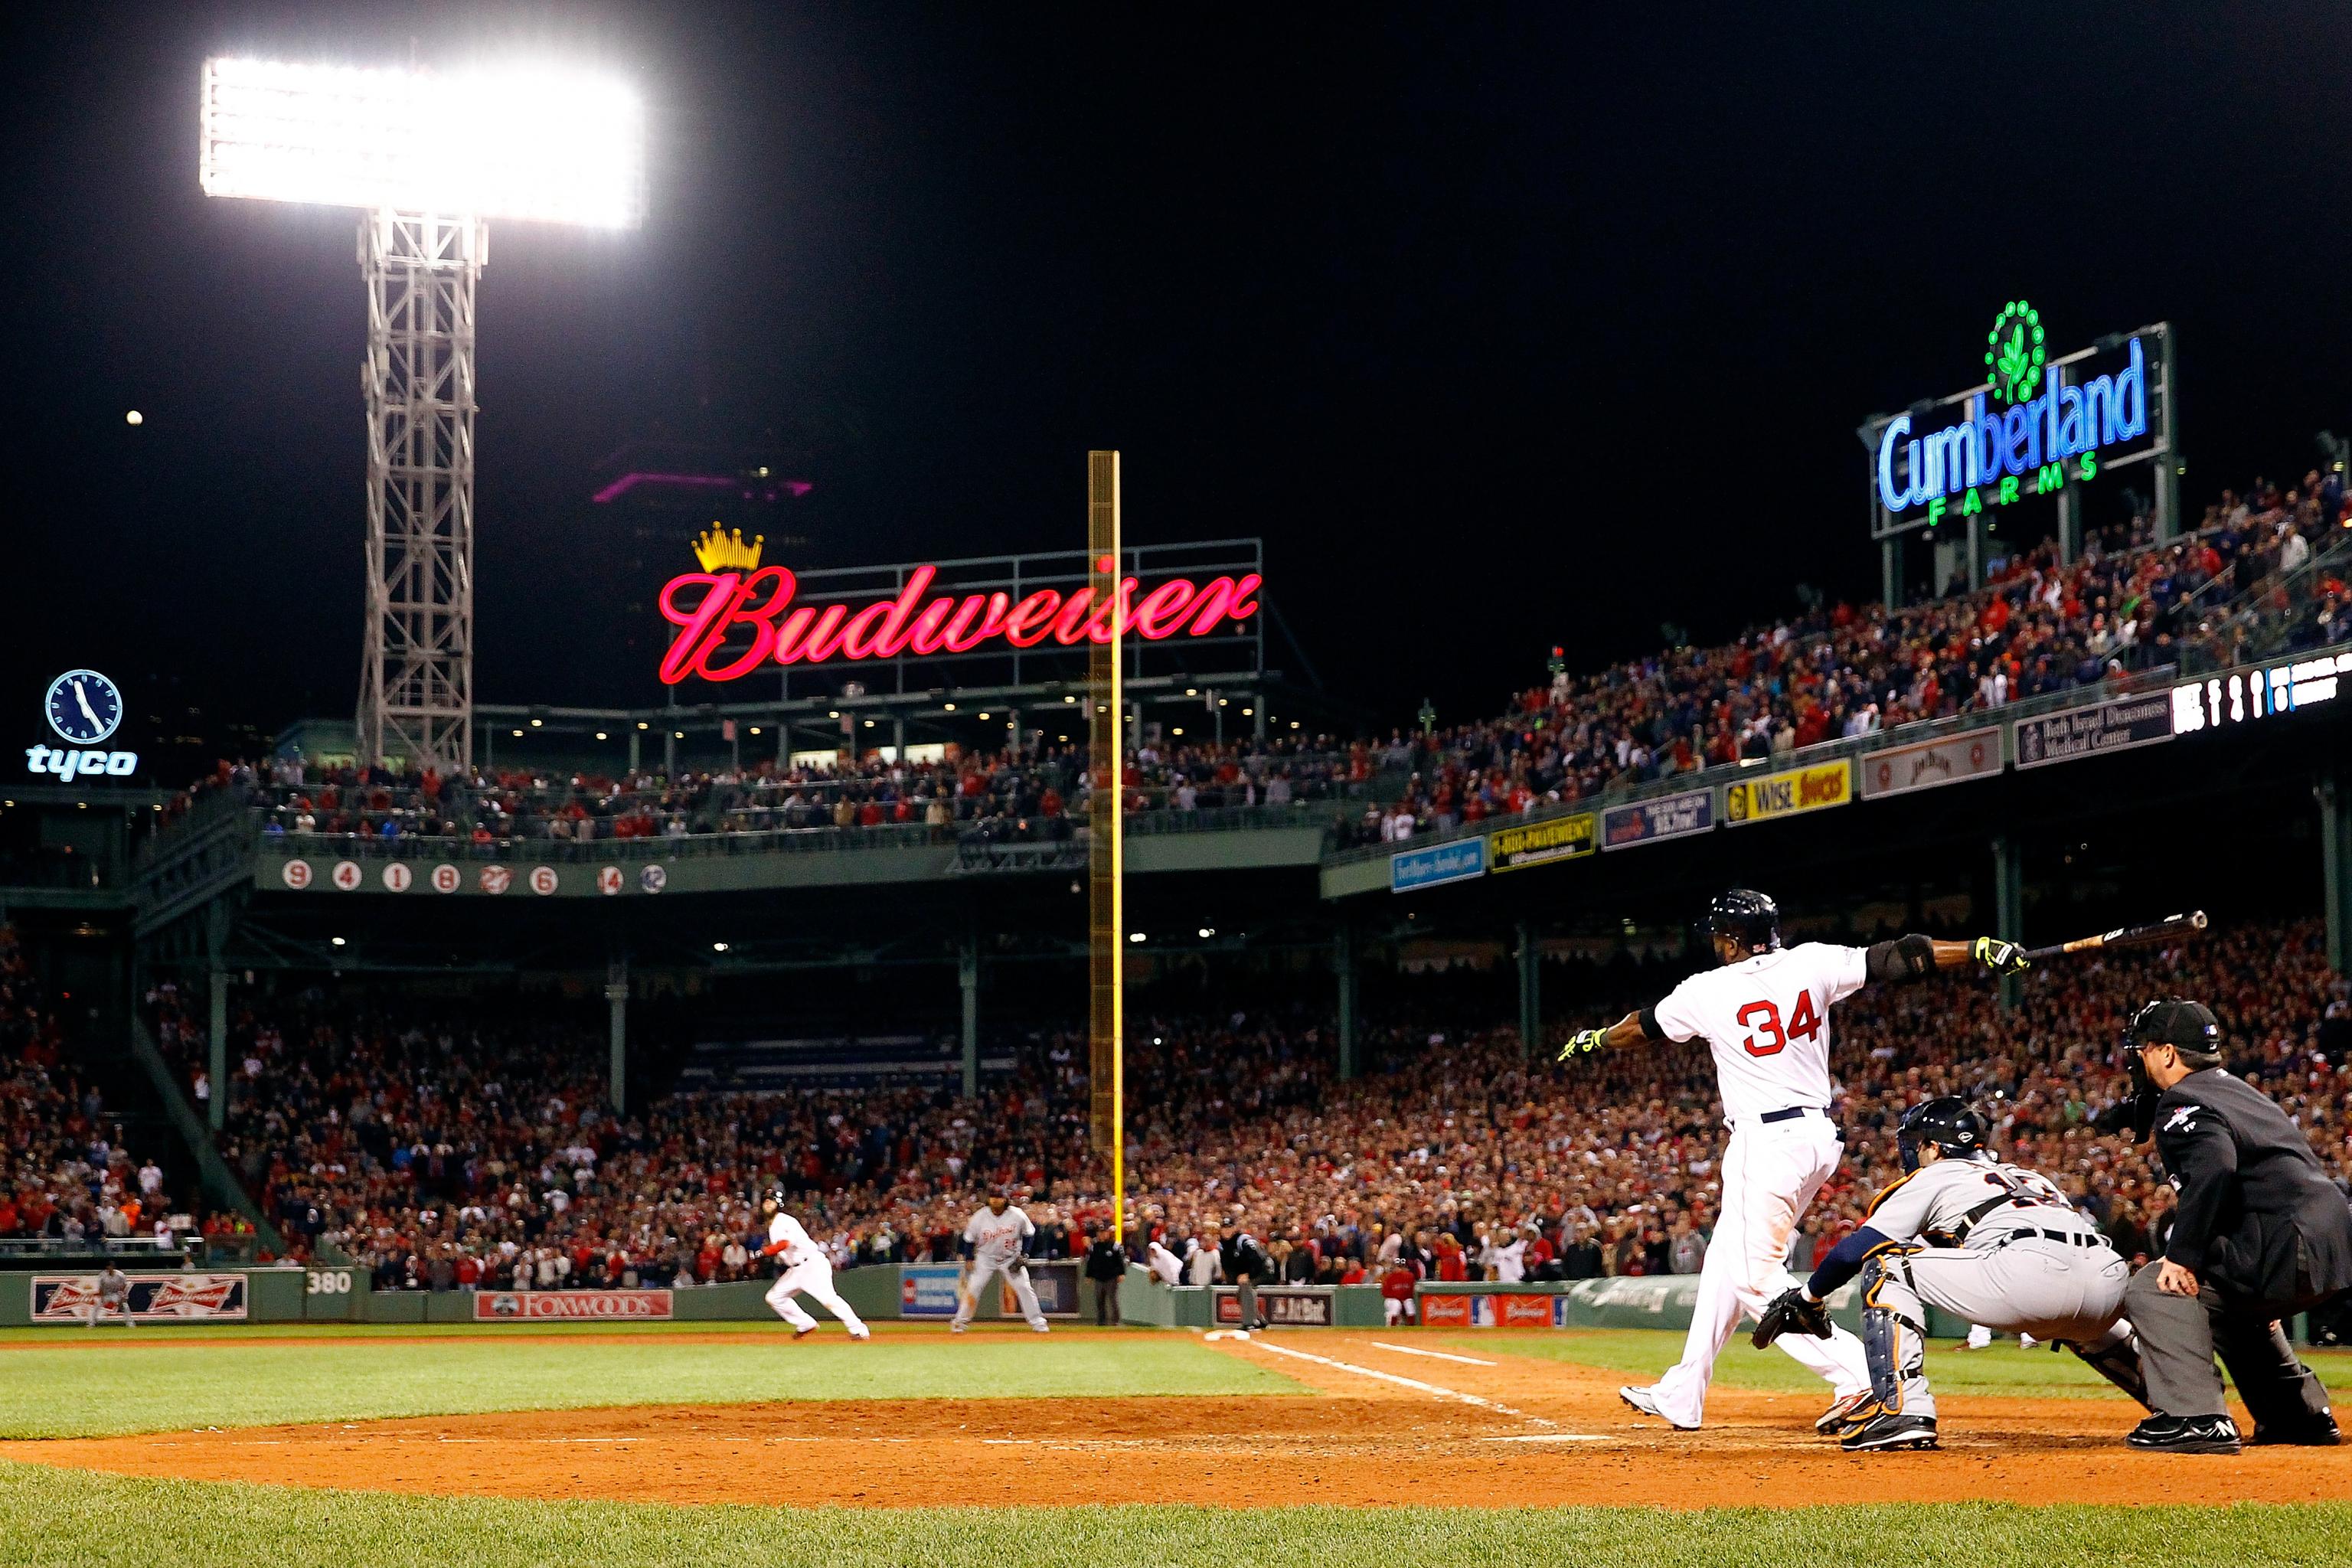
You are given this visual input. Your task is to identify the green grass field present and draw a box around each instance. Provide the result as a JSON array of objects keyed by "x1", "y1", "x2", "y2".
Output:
[{"x1": 2, "y1": 1324, "x2": 2347, "y2": 1566}]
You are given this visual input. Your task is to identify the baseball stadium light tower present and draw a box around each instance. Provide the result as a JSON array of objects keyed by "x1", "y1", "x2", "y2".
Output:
[{"x1": 200, "y1": 57, "x2": 645, "y2": 772}]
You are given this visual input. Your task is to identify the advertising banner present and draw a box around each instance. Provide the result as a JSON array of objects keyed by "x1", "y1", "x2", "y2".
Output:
[
  {"x1": 1498, "y1": 1293, "x2": 1553, "y2": 1328},
  {"x1": 1389, "y1": 836, "x2": 1486, "y2": 894},
  {"x1": 1417, "y1": 1292, "x2": 1470, "y2": 1328},
  {"x1": 32, "y1": 1272, "x2": 249, "y2": 1323},
  {"x1": 1600, "y1": 788, "x2": 1714, "y2": 851},
  {"x1": 899, "y1": 1264, "x2": 964, "y2": 1318},
  {"x1": 2014, "y1": 691, "x2": 2174, "y2": 769},
  {"x1": 1857, "y1": 727, "x2": 2003, "y2": 799},
  {"x1": 1723, "y1": 758, "x2": 1852, "y2": 827},
  {"x1": 1212, "y1": 1285, "x2": 1335, "y2": 1327},
  {"x1": 1487, "y1": 813, "x2": 1596, "y2": 874},
  {"x1": 1008, "y1": 1260, "x2": 1081, "y2": 1319},
  {"x1": 472, "y1": 1289, "x2": 674, "y2": 1321}
]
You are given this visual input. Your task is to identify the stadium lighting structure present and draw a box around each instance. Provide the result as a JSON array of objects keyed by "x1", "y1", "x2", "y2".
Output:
[{"x1": 201, "y1": 56, "x2": 645, "y2": 773}]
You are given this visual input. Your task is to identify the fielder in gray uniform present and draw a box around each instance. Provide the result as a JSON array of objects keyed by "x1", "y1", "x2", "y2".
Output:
[{"x1": 1755, "y1": 1097, "x2": 2145, "y2": 1452}]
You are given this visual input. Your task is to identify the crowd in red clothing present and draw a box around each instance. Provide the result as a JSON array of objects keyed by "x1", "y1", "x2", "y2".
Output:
[
  {"x1": 0, "y1": 925, "x2": 177, "y2": 1246},
  {"x1": 136, "y1": 913, "x2": 2351, "y2": 1305}
]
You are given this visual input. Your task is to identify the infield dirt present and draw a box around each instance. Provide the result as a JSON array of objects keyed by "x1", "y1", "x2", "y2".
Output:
[{"x1": 3, "y1": 1332, "x2": 2344, "y2": 1508}]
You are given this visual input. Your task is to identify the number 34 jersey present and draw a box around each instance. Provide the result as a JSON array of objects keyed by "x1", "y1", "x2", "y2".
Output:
[{"x1": 1650, "y1": 942, "x2": 1868, "y2": 1125}]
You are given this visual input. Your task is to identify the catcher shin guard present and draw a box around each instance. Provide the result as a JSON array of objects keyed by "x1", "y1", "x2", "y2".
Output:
[
  {"x1": 1859, "y1": 1252, "x2": 1932, "y2": 1418},
  {"x1": 2067, "y1": 1322, "x2": 2150, "y2": 1410}
]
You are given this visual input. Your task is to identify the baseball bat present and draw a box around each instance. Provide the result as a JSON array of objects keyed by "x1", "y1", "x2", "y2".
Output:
[{"x1": 2020, "y1": 910, "x2": 2207, "y2": 962}]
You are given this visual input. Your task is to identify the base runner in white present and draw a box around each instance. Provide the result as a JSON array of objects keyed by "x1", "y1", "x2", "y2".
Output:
[
  {"x1": 1557, "y1": 889, "x2": 2030, "y2": 1431},
  {"x1": 1757, "y1": 1096, "x2": 2143, "y2": 1452},
  {"x1": 759, "y1": 1192, "x2": 870, "y2": 1340},
  {"x1": 950, "y1": 1191, "x2": 1050, "y2": 1333}
]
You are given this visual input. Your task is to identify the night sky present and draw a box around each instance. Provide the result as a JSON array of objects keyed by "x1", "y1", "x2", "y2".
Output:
[{"x1": 3, "y1": 3, "x2": 2349, "y2": 753}]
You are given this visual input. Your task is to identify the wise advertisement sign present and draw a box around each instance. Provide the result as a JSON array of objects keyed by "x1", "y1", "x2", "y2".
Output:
[
  {"x1": 473, "y1": 1289, "x2": 674, "y2": 1321},
  {"x1": 33, "y1": 1273, "x2": 248, "y2": 1323},
  {"x1": 1487, "y1": 813, "x2": 1596, "y2": 874},
  {"x1": 1723, "y1": 758, "x2": 1852, "y2": 827}
]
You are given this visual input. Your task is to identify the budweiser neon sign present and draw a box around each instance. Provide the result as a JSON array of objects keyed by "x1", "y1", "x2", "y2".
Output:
[{"x1": 657, "y1": 531, "x2": 1261, "y2": 684}]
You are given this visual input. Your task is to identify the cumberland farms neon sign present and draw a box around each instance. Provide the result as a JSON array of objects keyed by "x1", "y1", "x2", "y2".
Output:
[
  {"x1": 1876, "y1": 300, "x2": 2150, "y2": 526},
  {"x1": 657, "y1": 530, "x2": 1262, "y2": 684}
]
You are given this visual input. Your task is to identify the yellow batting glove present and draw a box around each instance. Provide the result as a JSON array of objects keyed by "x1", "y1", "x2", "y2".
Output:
[
  {"x1": 1974, "y1": 936, "x2": 2030, "y2": 975},
  {"x1": 1557, "y1": 1027, "x2": 1608, "y2": 1063}
]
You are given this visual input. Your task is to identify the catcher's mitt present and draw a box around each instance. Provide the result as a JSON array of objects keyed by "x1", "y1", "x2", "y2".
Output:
[{"x1": 1751, "y1": 1286, "x2": 1833, "y2": 1349}]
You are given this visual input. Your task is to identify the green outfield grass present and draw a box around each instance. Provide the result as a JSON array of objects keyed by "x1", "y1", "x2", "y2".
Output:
[
  {"x1": 0, "y1": 1467, "x2": 2345, "y2": 1568},
  {"x1": 0, "y1": 1331, "x2": 1302, "y2": 1439},
  {"x1": 1446, "y1": 1329, "x2": 2352, "y2": 1401}
]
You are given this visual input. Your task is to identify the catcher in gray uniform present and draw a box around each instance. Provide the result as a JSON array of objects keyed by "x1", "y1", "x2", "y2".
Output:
[{"x1": 1753, "y1": 1097, "x2": 2147, "y2": 1451}]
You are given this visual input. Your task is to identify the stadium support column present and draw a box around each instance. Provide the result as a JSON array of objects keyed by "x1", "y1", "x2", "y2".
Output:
[
  {"x1": 605, "y1": 960, "x2": 629, "y2": 1119},
  {"x1": 1335, "y1": 920, "x2": 1358, "y2": 1081},
  {"x1": 959, "y1": 933, "x2": 981, "y2": 1099},
  {"x1": 207, "y1": 970, "x2": 228, "y2": 1132},
  {"x1": 2056, "y1": 486, "x2": 2082, "y2": 566},
  {"x1": 1992, "y1": 835, "x2": 2024, "y2": 1012},
  {"x1": 2321, "y1": 768, "x2": 2352, "y2": 975},
  {"x1": 1516, "y1": 920, "x2": 1540, "y2": 1061},
  {"x1": 1881, "y1": 537, "x2": 1900, "y2": 611}
]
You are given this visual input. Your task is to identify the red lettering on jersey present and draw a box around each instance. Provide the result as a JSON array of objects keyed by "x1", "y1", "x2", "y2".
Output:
[
  {"x1": 1785, "y1": 991, "x2": 1822, "y2": 1044},
  {"x1": 1735, "y1": 1000, "x2": 1786, "y2": 1057}
]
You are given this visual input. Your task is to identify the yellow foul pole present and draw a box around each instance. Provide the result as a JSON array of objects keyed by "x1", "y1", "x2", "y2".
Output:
[{"x1": 1086, "y1": 451, "x2": 1125, "y2": 1246}]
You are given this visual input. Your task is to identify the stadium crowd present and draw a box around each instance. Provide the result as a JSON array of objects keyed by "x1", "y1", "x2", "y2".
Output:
[
  {"x1": 1374, "y1": 475, "x2": 2351, "y2": 844},
  {"x1": 142, "y1": 916, "x2": 2351, "y2": 1315},
  {"x1": 169, "y1": 732, "x2": 1383, "y2": 850},
  {"x1": 0, "y1": 924, "x2": 178, "y2": 1247}
]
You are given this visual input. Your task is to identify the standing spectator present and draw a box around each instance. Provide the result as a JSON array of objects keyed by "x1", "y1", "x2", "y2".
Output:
[{"x1": 1084, "y1": 1227, "x2": 1125, "y2": 1326}]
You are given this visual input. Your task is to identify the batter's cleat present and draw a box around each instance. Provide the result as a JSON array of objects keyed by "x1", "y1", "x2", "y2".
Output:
[
  {"x1": 1814, "y1": 1388, "x2": 1876, "y2": 1436},
  {"x1": 1840, "y1": 1410, "x2": 1939, "y2": 1452},
  {"x1": 2248, "y1": 1414, "x2": 2337, "y2": 1447},
  {"x1": 1618, "y1": 1384, "x2": 1698, "y2": 1430},
  {"x1": 2126, "y1": 1413, "x2": 2242, "y2": 1454}
]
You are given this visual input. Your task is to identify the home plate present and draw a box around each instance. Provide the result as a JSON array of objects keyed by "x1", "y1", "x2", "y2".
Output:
[{"x1": 1481, "y1": 1433, "x2": 1615, "y2": 1442}]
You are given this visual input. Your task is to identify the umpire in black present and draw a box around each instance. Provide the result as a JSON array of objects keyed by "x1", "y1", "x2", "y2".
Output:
[{"x1": 2113, "y1": 999, "x2": 2351, "y2": 1452}]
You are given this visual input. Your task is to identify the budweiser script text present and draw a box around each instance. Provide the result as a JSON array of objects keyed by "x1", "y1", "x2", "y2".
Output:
[{"x1": 657, "y1": 563, "x2": 1262, "y2": 683}]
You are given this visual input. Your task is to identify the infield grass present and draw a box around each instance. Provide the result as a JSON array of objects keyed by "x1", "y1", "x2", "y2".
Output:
[
  {"x1": 0, "y1": 1331, "x2": 1304, "y2": 1439},
  {"x1": 2, "y1": 1466, "x2": 2347, "y2": 1568}
]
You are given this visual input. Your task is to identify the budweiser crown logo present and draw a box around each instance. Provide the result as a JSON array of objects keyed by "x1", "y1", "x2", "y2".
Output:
[{"x1": 692, "y1": 524, "x2": 764, "y2": 573}]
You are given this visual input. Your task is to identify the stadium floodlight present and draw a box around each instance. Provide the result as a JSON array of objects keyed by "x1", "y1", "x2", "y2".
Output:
[{"x1": 200, "y1": 56, "x2": 645, "y2": 773}]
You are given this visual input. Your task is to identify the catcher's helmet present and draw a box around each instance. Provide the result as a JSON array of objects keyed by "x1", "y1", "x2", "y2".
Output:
[
  {"x1": 1707, "y1": 888, "x2": 1781, "y2": 955},
  {"x1": 1897, "y1": 1096, "x2": 1990, "y2": 1172}
]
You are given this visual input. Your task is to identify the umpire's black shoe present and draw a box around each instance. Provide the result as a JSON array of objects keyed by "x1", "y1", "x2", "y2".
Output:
[
  {"x1": 2126, "y1": 1413, "x2": 2242, "y2": 1453},
  {"x1": 2249, "y1": 1414, "x2": 2341, "y2": 1447},
  {"x1": 1839, "y1": 1410, "x2": 1938, "y2": 1452}
]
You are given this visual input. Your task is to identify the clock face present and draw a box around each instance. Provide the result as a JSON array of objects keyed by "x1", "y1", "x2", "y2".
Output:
[{"x1": 44, "y1": 669, "x2": 123, "y2": 745}]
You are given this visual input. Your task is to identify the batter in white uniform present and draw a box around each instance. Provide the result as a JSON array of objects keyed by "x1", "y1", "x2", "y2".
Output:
[
  {"x1": 950, "y1": 1191, "x2": 1050, "y2": 1333},
  {"x1": 1758, "y1": 1096, "x2": 2143, "y2": 1451},
  {"x1": 759, "y1": 1193, "x2": 871, "y2": 1340},
  {"x1": 1558, "y1": 889, "x2": 2029, "y2": 1431}
]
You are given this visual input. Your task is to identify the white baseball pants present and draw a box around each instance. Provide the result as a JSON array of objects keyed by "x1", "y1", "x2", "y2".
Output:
[
  {"x1": 1651, "y1": 1115, "x2": 1868, "y2": 1426},
  {"x1": 952, "y1": 1260, "x2": 1047, "y2": 1329},
  {"x1": 765, "y1": 1258, "x2": 870, "y2": 1337}
]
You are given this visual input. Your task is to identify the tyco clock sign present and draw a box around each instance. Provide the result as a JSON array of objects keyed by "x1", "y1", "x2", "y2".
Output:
[{"x1": 25, "y1": 669, "x2": 139, "y2": 781}]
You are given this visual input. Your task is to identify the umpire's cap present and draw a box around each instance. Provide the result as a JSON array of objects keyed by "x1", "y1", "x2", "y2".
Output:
[
  {"x1": 1708, "y1": 889, "x2": 1781, "y2": 954},
  {"x1": 1897, "y1": 1096, "x2": 1990, "y2": 1172},
  {"x1": 2128, "y1": 999, "x2": 2222, "y2": 1064}
]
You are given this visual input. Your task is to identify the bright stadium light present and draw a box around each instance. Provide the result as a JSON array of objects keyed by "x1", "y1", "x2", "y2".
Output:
[
  {"x1": 200, "y1": 55, "x2": 645, "y2": 775},
  {"x1": 200, "y1": 58, "x2": 645, "y2": 227}
]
